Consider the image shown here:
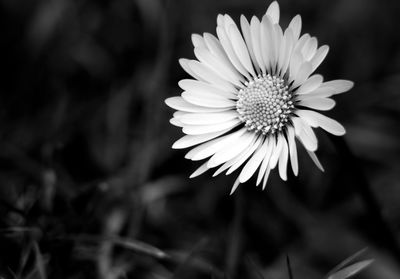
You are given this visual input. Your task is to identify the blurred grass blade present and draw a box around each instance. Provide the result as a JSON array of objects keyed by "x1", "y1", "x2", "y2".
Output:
[
  {"x1": 327, "y1": 260, "x2": 374, "y2": 279},
  {"x1": 111, "y1": 237, "x2": 169, "y2": 259},
  {"x1": 325, "y1": 248, "x2": 368, "y2": 277},
  {"x1": 33, "y1": 242, "x2": 47, "y2": 279},
  {"x1": 286, "y1": 255, "x2": 294, "y2": 279}
]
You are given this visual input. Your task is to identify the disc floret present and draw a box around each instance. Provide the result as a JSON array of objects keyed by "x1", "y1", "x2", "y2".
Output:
[{"x1": 236, "y1": 74, "x2": 294, "y2": 135}]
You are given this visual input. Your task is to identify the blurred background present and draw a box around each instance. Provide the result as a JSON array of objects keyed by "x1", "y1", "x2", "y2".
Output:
[{"x1": 0, "y1": 0, "x2": 400, "y2": 278}]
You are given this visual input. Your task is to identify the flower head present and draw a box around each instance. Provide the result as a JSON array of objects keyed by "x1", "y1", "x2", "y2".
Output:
[{"x1": 165, "y1": 1, "x2": 353, "y2": 194}]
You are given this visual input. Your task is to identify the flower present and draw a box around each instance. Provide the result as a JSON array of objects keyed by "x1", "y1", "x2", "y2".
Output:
[{"x1": 165, "y1": 1, "x2": 353, "y2": 194}]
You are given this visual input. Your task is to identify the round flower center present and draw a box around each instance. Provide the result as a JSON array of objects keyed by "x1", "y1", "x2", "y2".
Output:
[{"x1": 236, "y1": 74, "x2": 294, "y2": 135}]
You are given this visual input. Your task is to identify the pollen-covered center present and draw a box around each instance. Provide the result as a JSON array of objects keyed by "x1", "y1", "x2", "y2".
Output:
[{"x1": 236, "y1": 74, "x2": 294, "y2": 135}]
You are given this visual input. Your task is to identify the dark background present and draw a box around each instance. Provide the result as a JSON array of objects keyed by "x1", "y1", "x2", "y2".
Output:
[{"x1": 0, "y1": 0, "x2": 400, "y2": 278}]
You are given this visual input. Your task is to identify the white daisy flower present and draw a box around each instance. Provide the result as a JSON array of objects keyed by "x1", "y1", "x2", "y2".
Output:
[{"x1": 165, "y1": 1, "x2": 353, "y2": 194}]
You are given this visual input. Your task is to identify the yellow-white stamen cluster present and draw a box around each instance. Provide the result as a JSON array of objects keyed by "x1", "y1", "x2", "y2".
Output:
[{"x1": 236, "y1": 74, "x2": 294, "y2": 135}]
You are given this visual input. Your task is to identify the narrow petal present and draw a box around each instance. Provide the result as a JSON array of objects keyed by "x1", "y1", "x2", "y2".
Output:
[
  {"x1": 181, "y1": 91, "x2": 236, "y2": 108},
  {"x1": 266, "y1": 1, "x2": 280, "y2": 24},
  {"x1": 250, "y1": 16, "x2": 266, "y2": 73},
  {"x1": 260, "y1": 15, "x2": 274, "y2": 71},
  {"x1": 278, "y1": 137, "x2": 289, "y2": 181},
  {"x1": 179, "y1": 111, "x2": 238, "y2": 125},
  {"x1": 256, "y1": 138, "x2": 274, "y2": 185},
  {"x1": 262, "y1": 167, "x2": 271, "y2": 190},
  {"x1": 292, "y1": 62, "x2": 313, "y2": 88},
  {"x1": 239, "y1": 138, "x2": 269, "y2": 183},
  {"x1": 310, "y1": 45, "x2": 329, "y2": 71},
  {"x1": 165, "y1": 97, "x2": 229, "y2": 113},
  {"x1": 302, "y1": 36, "x2": 318, "y2": 61},
  {"x1": 319, "y1": 79, "x2": 354, "y2": 95},
  {"x1": 191, "y1": 34, "x2": 206, "y2": 48},
  {"x1": 298, "y1": 97, "x2": 336, "y2": 111},
  {"x1": 287, "y1": 126, "x2": 299, "y2": 176},
  {"x1": 172, "y1": 129, "x2": 231, "y2": 149},
  {"x1": 240, "y1": 15, "x2": 261, "y2": 73},
  {"x1": 194, "y1": 47, "x2": 244, "y2": 86},
  {"x1": 179, "y1": 79, "x2": 236, "y2": 99},
  {"x1": 185, "y1": 128, "x2": 246, "y2": 160},
  {"x1": 278, "y1": 28, "x2": 294, "y2": 76},
  {"x1": 228, "y1": 24, "x2": 256, "y2": 77},
  {"x1": 292, "y1": 117, "x2": 318, "y2": 151},
  {"x1": 207, "y1": 132, "x2": 256, "y2": 168},
  {"x1": 288, "y1": 15, "x2": 302, "y2": 41},
  {"x1": 187, "y1": 60, "x2": 237, "y2": 92},
  {"x1": 230, "y1": 177, "x2": 241, "y2": 195},
  {"x1": 307, "y1": 150, "x2": 325, "y2": 171},
  {"x1": 269, "y1": 136, "x2": 283, "y2": 169},
  {"x1": 182, "y1": 118, "x2": 241, "y2": 135},
  {"x1": 226, "y1": 136, "x2": 262, "y2": 174},
  {"x1": 179, "y1": 58, "x2": 203, "y2": 81},
  {"x1": 296, "y1": 110, "x2": 346, "y2": 136},
  {"x1": 190, "y1": 161, "x2": 209, "y2": 178},
  {"x1": 216, "y1": 24, "x2": 251, "y2": 80},
  {"x1": 296, "y1": 74, "x2": 323, "y2": 95}
]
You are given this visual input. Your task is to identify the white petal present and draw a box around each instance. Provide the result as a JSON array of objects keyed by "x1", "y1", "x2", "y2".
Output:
[
  {"x1": 230, "y1": 177, "x2": 241, "y2": 195},
  {"x1": 213, "y1": 135, "x2": 259, "y2": 176},
  {"x1": 190, "y1": 161, "x2": 209, "y2": 178},
  {"x1": 288, "y1": 15, "x2": 302, "y2": 41},
  {"x1": 208, "y1": 132, "x2": 256, "y2": 168},
  {"x1": 185, "y1": 128, "x2": 246, "y2": 160},
  {"x1": 239, "y1": 138, "x2": 269, "y2": 183},
  {"x1": 194, "y1": 47, "x2": 244, "y2": 87},
  {"x1": 296, "y1": 74, "x2": 323, "y2": 95},
  {"x1": 179, "y1": 58, "x2": 203, "y2": 81},
  {"x1": 226, "y1": 136, "x2": 262, "y2": 174},
  {"x1": 181, "y1": 91, "x2": 236, "y2": 108},
  {"x1": 240, "y1": 15, "x2": 261, "y2": 73},
  {"x1": 250, "y1": 16, "x2": 266, "y2": 73},
  {"x1": 298, "y1": 97, "x2": 336, "y2": 111},
  {"x1": 292, "y1": 62, "x2": 313, "y2": 88},
  {"x1": 310, "y1": 45, "x2": 329, "y2": 71},
  {"x1": 182, "y1": 118, "x2": 241, "y2": 135},
  {"x1": 191, "y1": 34, "x2": 206, "y2": 48},
  {"x1": 307, "y1": 150, "x2": 324, "y2": 171},
  {"x1": 296, "y1": 110, "x2": 346, "y2": 136},
  {"x1": 170, "y1": 117, "x2": 184, "y2": 127},
  {"x1": 187, "y1": 60, "x2": 237, "y2": 92},
  {"x1": 216, "y1": 24, "x2": 251, "y2": 80},
  {"x1": 287, "y1": 126, "x2": 299, "y2": 176},
  {"x1": 319, "y1": 79, "x2": 354, "y2": 95},
  {"x1": 289, "y1": 51, "x2": 303, "y2": 83},
  {"x1": 272, "y1": 23, "x2": 283, "y2": 73},
  {"x1": 179, "y1": 79, "x2": 236, "y2": 99},
  {"x1": 302, "y1": 36, "x2": 318, "y2": 61},
  {"x1": 172, "y1": 129, "x2": 231, "y2": 149},
  {"x1": 265, "y1": 1, "x2": 280, "y2": 24},
  {"x1": 256, "y1": 138, "x2": 274, "y2": 185},
  {"x1": 203, "y1": 33, "x2": 230, "y2": 64},
  {"x1": 269, "y1": 136, "x2": 283, "y2": 169},
  {"x1": 292, "y1": 117, "x2": 318, "y2": 151},
  {"x1": 262, "y1": 167, "x2": 271, "y2": 190},
  {"x1": 165, "y1": 96, "x2": 230, "y2": 113},
  {"x1": 179, "y1": 111, "x2": 238, "y2": 125},
  {"x1": 278, "y1": 28, "x2": 294, "y2": 76},
  {"x1": 278, "y1": 138, "x2": 289, "y2": 181},
  {"x1": 228, "y1": 24, "x2": 256, "y2": 77},
  {"x1": 260, "y1": 15, "x2": 274, "y2": 71},
  {"x1": 297, "y1": 87, "x2": 336, "y2": 99}
]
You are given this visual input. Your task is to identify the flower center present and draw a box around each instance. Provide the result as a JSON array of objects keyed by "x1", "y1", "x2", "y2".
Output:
[{"x1": 236, "y1": 74, "x2": 294, "y2": 135}]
